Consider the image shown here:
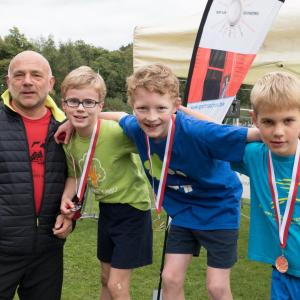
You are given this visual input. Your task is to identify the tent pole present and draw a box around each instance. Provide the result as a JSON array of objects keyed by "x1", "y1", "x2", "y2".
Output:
[{"x1": 156, "y1": 214, "x2": 169, "y2": 300}]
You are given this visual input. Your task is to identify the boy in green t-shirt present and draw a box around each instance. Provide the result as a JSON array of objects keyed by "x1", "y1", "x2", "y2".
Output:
[{"x1": 59, "y1": 66, "x2": 152, "y2": 300}]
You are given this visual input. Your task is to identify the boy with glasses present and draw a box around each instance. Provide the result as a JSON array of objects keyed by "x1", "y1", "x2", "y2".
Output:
[{"x1": 60, "y1": 66, "x2": 152, "y2": 300}]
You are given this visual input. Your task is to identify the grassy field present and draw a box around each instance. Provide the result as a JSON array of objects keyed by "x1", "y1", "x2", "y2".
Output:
[{"x1": 60, "y1": 204, "x2": 271, "y2": 300}]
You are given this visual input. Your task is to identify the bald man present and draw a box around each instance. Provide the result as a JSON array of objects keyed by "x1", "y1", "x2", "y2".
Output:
[{"x1": 0, "y1": 51, "x2": 72, "y2": 300}]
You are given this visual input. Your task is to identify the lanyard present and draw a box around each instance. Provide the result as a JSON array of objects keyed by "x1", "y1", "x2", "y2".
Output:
[
  {"x1": 72, "y1": 119, "x2": 101, "y2": 220},
  {"x1": 268, "y1": 140, "x2": 300, "y2": 248},
  {"x1": 145, "y1": 115, "x2": 175, "y2": 213}
]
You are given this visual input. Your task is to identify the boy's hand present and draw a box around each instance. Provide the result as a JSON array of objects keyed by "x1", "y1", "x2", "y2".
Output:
[
  {"x1": 53, "y1": 214, "x2": 73, "y2": 239},
  {"x1": 60, "y1": 197, "x2": 76, "y2": 218},
  {"x1": 54, "y1": 120, "x2": 74, "y2": 144}
]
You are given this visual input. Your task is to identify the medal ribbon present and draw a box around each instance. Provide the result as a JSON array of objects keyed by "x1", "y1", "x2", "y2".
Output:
[
  {"x1": 268, "y1": 140, "x2": 300, "y2": 248},
  {"x1": 73, "y1": 119, "x2": 101, "y2": 220},
  {"x1": 145, "y1": 115, "x2": 175, "y2": 213}
]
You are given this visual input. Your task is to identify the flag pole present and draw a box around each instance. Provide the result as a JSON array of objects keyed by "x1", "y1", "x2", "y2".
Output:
[{"x1": 154, "y1": 214, "x2": 169, "y2": 300}]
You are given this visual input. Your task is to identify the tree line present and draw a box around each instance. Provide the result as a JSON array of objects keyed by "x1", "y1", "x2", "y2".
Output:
[
  {"x1": 0, "y1": 27, "x2": 133, "y2": 107},
  {"x1": 0, "y1": 27, "x2": 251, "y2": 111}
]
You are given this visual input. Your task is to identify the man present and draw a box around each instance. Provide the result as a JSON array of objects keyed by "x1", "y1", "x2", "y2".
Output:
[{"x1": 0, "y1": 50, "x2": 72, "y2": 300}]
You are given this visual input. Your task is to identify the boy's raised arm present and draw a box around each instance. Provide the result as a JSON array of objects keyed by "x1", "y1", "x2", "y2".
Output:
[
  {"x1": 246, "y1": 127, "x2": 261, "y2": 142},
  {"x1": 178, "y1": 105, "x2": 215, "y2": 122},
  {"x1": 54, "y1": 121, "x2": 74, "y2": 144},
  {"x1": 54, "y1": 112, "x2": 128, "y2": 145},
  {"x1": 98, "y1": 111, "x2": 128, "y2": 121},
  {"x1": 178, "y1": 105, "x2": 261, "y2": 142}
]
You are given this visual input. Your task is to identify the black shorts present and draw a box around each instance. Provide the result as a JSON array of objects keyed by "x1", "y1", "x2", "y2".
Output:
[
  {"x1": 166, "y1": 224, "x2": 238, "y2": 269},
  {"x1": 97, "y1": 203, "x2": 153, "y2": 269}
]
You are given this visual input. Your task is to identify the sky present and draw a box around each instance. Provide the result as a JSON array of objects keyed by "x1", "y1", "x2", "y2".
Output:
[{"x1": 0, "y1": 0, "x2": 202, "y2": 50}]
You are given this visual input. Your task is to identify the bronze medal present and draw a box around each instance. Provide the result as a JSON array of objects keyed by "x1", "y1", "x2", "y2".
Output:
[
  {"x1": 268, "y1": 143, "x2": 300, "y2": 275},
  {"x1": 71, "y1": 195, "x2": 82, "y2": 212},
  {"x1": 275, "y1": 255, "x2": 288, "y2": 273}
]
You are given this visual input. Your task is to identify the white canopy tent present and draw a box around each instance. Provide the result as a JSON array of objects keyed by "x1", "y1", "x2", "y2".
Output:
[{"x1": 133, "y1": 0, "x2": 300, "y2": 84}]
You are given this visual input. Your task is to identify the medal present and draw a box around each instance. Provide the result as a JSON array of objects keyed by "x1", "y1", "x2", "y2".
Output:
[
  {"x1": 275, "y1": 255, "x2": 289, "y2": 273},
  {"x1": 71, "y1": 194, "x2": 82, "y2": 212}
]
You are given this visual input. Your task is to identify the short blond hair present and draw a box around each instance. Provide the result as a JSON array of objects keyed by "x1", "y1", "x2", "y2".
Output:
[
  {"x1": 61, "y1": 66, "x2": 106, "y2": 101},
  {"x1": 127, "y1": 64, "x2": 179, "y2": 107},
  {"x1": 251, "y1": 71, "x2": 300, "y2": 115}
]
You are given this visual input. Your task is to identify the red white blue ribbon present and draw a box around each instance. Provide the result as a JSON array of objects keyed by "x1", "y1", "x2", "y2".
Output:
[
  {"x1": 73, "y1": 119, "x2": 101, "y2": 220},
  {"x1": 145, "y1": 115, "x2": 175, "y2": 213},
  {"x1": 268, "y1": 140, "x2": 300, "y2": 248}
]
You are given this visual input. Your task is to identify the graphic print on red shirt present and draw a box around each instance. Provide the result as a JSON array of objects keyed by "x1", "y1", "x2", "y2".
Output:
[{"x1": 22, "y1": 109, "x2": 51, "y2": 214}]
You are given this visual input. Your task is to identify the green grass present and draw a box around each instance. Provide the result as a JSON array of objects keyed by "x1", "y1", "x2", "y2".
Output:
[{"x1": 59, "y1": 203, "x2": 271, "y2": 300}]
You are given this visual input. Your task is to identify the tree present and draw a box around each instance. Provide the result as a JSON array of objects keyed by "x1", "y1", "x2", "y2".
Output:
[
  {"x1": 3, "y1": 27, "x2": 36, "y2": 55},
  {"x1": 0, "y1": 28, "x2": 36, "y2": 94},
  {"x1": 237, "y1": 84, "x2": 252, "y2": 108},
  {"x1": 0, "y1": 27, "x2": 134, "y2": 103},
  {"x1": 92, "y1": 44, "x2": 133, "y2": 100}
]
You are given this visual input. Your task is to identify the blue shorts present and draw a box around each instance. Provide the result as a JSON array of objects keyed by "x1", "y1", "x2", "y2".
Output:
[
  {"x1": 271, "y1": 268, "x2": 300, "y2": 300},
  {"x1": 166, "y1": 224, "x2": 238, "y2": 269},
  {"x1": 97, "y1": 203, "x2": 152, "y2": 269}
]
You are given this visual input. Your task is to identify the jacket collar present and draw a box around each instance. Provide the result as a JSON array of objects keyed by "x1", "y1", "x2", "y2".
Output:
[{"x1": 1, "y1": 89, "x2": 65, "y2": 122}]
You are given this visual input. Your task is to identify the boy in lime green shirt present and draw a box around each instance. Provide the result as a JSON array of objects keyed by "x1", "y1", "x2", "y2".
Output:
[{"x1": 60, "y1": 66, "x2": 152, "y2": 300}]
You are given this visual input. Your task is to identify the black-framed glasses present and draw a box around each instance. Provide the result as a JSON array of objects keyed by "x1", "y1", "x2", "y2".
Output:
[{"x1": 64, "y1": 98, "x2": 100, "y2": 108}]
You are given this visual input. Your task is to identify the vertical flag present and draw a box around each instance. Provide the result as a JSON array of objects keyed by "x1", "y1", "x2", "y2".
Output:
[{"x1": 184, "y1": 0, "x2": 284, "y2": 123}]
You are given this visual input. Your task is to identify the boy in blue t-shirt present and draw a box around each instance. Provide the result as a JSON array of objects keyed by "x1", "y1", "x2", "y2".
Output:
[
  {"x1": 232, "y1": 71, "x2": 300, "y2": 300},
  {"x1": 99, "y1": 64, "x2": 259, "y2": 300}
]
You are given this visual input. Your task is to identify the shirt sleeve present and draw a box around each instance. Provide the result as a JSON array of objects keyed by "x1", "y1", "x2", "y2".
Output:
[
  {"x1": 112, "y1": 120, "x2": 138, "y2": 154},
  {"x1": 119, "y1": 114, "x2": 140, "y2": 142},
  {"x1": 231, "y1": 160, "x2": 248, "y2": 176},
  {"x1": 188, "y1": 118, "x2": 248, "y2": 163},
  {"x1": 231, "y1": 142, "x2": 264, "y2": 176},
  {"x1": 63, "y1": 144, "x2": 76, "y2": 177}
]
